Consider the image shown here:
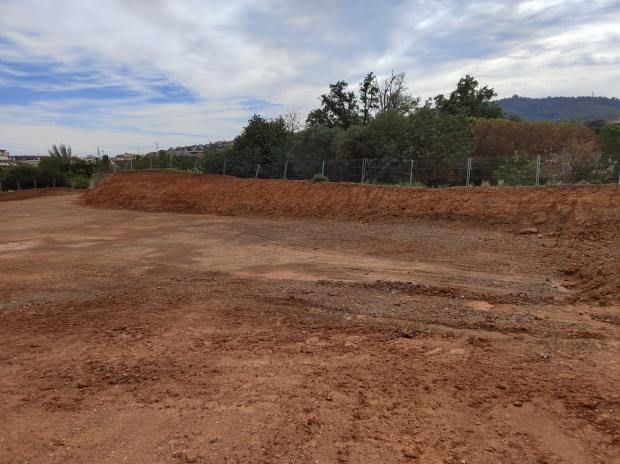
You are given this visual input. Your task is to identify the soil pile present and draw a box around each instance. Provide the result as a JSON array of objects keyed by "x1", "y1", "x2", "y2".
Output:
[{"x1": 84, "y1": 171, "x2": 620, "y2": 232}]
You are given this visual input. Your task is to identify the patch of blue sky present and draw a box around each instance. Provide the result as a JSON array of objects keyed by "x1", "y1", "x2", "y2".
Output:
[{"x1": 0, "y1": 59, "x2": 198, "y2": 105}]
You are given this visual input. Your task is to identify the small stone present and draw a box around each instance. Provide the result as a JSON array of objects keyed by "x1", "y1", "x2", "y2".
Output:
[
  {"x1": 519, "y1": 227, "x2": 539, "y2": 235},
  {"x1": 513, "y1": 401, "x2": 523, "y2": 407}
]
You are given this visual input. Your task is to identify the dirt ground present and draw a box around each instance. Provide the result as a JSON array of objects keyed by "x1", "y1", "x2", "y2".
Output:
[{"x1": 1, "y1": 192, "x2": 618, "y2": 463}]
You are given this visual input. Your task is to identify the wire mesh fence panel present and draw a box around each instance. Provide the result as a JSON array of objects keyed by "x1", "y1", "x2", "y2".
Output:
[
  {"x1": 224, "y1": 160, "x2": 261, "y2": 178},
  {"x1": 410, "y1": 158, "x2": 468, "y2": 187},
  {"x1": 541, "y1": 153, "x2": 619, "y2": 185},
  {"x1": 256, "y1": 161, "x2": 286, "y2": 179},
  {"x1": 286, "y1": 160, "x2": 325, "y2": 180},
  {"x1": 201, "y1": 157, "x2": 227, "y2": 174},
  {"x1": 47, "y1": 153, "x2": 619, "y2": 190},
  {"x1": 364, "y1": 159, "x2": 412, "y2": 185},
  {"x1": 323, "y1": 159, "x2": 364, "y2": 183},
  {"x1": 469, "y1": 157, "x2": 532, "y2": 186}
]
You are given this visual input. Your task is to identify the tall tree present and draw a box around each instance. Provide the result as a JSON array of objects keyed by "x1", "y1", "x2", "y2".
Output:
[
  {"x1": 306, "y1": 81, "x2": 359, "y2": 129},
  {"x1": 434, "y1": 75, "x2": 504, "y2": 118},
  {"x1": 377, "y1": 71, "x2": 418, "y2": 115},
  {"x1": 359, "y1": 72, "x2": 379, "y2": 124},
  {"x1": 230, "y1": 114, "x2": 290, "y2": 166},
  {"x1": 283, "y1": 111, "x2": 302, "y2": 133},
  {"x1": 48, "y1": 143, "x2": 72, "y2": 162}
]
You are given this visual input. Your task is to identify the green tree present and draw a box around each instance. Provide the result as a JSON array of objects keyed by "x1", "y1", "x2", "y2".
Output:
[
  {"x1": 359, "y1": 72, "x2": 379, "y2": 125},
  {"x1": 377, "y1": 71, "x2": 419, "y2": 115},
  {"x1": 335, "y1": 125, "x2": 376, "y2": 159},
  {"x1": 48, "y1": 143, "x2": 73, "y2": 162},
  {"x1": 602, "y1": 124, "x2": 620, "y2": 160},
  {"x1": 306, "y1": 81, "x2": 359, "y2": 129},
  {"x1": 493, "y1": 153, "x2": 537, "y2": 185},
  {"x1": 228, "y1": 115, "x2": 291, "y2": 175},
  {"x1": 290, "y1": 126, "x2": 342, "y2": 161},
  {"x1": 435, "y1": 75, "x2": 504, "y2": 118}
]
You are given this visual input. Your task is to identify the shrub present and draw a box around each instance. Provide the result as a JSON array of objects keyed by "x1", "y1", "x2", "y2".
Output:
[
  {"x1": 312, "y1": 173, "x2": 329, "y2": 182},
  {"x1": 493, "y1": 153, "x2": 537, "y2": 186}
]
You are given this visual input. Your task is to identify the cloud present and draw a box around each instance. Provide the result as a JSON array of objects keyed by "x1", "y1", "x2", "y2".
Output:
[{"x1": 0, "y1": 0, "x2": 619, "y2": 154}]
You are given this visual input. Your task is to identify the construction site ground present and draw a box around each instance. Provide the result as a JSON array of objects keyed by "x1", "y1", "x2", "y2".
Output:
[{"x1": 1, "y1": 177, "x2": 618, "y2": 463}]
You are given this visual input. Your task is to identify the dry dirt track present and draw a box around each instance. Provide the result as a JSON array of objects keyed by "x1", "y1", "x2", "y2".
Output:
[{"x1": 0, "y1": 192, "x2": 619, "y2": 464}]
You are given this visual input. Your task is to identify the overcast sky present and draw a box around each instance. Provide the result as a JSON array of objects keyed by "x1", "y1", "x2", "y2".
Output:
[{"x1": 1, "y1": 0, "x2": 619, "y2": 155}]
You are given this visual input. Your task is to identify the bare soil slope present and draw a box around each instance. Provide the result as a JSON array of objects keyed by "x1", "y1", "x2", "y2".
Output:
[
  {"x1": 84, "y1": 171, "x2": 620, "y2": 233},
  {"x1": 84, "y1": 171, "x2": 620, "y2": 304}
]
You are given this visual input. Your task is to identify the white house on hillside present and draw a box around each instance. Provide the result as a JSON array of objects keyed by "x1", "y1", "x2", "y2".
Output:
[{"x1": 0, "y1": 149, "x2": 14, "y2": 167}]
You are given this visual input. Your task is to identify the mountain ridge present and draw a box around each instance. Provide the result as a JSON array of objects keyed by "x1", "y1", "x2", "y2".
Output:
[{"x1": 496, "y1": 96, "x2": 620, "y2": 122}]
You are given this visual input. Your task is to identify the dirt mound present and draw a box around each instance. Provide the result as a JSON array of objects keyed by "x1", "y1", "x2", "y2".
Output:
[
  {"x1": 84, "y1": 171, "x2": 620, "y2": 304},
  {"x1": 84, "y1": 171, "x2": 620, "y2": 232},
  {"x1": 0, "y1": 188, "x2": 77, "y2": 202}
]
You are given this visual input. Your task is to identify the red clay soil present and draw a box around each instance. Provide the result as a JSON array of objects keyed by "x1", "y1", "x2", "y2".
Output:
[
  {"x1": 84, "y1": 171, "x2": 620, "y2": 305},
  {"x1": 0, "y1": 188, "x2": 77, "y2": 202},
  {"x1": 2, "y1": 193, "x2": 619, "y2": 463},
  {"x1": 84, "y1": 171, "x2": 620, "y2": 233}
]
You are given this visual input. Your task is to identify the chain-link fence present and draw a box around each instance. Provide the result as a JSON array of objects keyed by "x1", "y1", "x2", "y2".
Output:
[
  {"x1": 0, "y1": 175, "x2": 82, "y2": 192},
  {"x1": 113, "y1": 153, "x2": 620, "y2": 187},
  {"x1": 4, "y1": 153, "x2": 617, "y2": 194}
]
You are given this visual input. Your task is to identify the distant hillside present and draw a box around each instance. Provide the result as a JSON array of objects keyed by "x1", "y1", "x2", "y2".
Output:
[{"x1": 496, "y1": 96, "x2": 620, "y2": 122}]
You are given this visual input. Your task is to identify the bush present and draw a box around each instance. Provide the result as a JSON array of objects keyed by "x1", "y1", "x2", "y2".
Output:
[
  {"x1": 493, "y1": 153, "x2": 537, "y2": 186},
  {"x1": 312, "y1": 173, "x2": 329, "y2": 182}
]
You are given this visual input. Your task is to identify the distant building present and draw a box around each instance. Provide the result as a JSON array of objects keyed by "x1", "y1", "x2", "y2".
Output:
[
  {"x1": 83, "y1": 155, "x2": 99, "y2": 164},
  {"x1": 13, "y1": 155, "x2": 45, "y2": 166},
  {"x1": 165, "y1": 141, "x2": 233, "y2": 157},
  {"x1": 114, "y1": 154, "x2": 135, "y2": 161},
  {"x1": 0, "y1": 149, "x2": 14, "y2": 167}
]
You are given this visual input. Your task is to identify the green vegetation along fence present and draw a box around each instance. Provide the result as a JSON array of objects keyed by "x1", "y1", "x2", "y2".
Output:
[
  {"x1": 114, "y1": 153, "x2": 620, "y2": 187},
  {"x1": 0, "y1": 174, "x2": 89, "y2": 192}
]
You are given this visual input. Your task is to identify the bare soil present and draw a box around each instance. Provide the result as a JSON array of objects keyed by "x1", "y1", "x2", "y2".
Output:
[
  {"x1": 1, "y1": 186, "x2": 619, "y2": 463},
  {"x1": 0, "y1": 188, "x2": 75, "y2": 202}
]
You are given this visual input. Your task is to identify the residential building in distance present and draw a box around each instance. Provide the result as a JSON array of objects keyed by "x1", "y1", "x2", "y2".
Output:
[
  {"x1": 0, "y1": 149, "x2": 15, "y2": 167},
  {"x1": 165, "y1": 141, "x2": 233, "y2": 157},
  {"x1": 13, "y1": 155, "x2": 45, "y2": 166}
]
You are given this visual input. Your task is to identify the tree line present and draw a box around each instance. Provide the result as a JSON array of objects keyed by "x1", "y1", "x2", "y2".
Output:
[
  {"x1": 0, "y1": 144, "x2": 97, "y2": 189},
  {"x1": 210, "y1": 72, "x2": 619, "y2": 184}
]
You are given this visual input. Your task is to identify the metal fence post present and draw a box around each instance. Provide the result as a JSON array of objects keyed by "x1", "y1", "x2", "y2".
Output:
[
  {"x1": 466, "y1": 157, "x2": 472, "y2": 187},
  {"x1": 149, "y1": 154, "x2": 153, "y2": 170},
  {"x1": 222, "y1": 158, "x2": 227, "y2": 175},
  {"x1": 17, "y1": 180, "x2": 21, "y2": 190},
  {"x1": 0, "y1": 181, "x2": 3, "y2": 192},
  {"x1": 409, "y1": 159, "x2": 414, "y2": 185},
  {"x1": 361, "y1": 158, "x2": 366, "y2": 183},
  {"x1": 535, "y1": 155, "x2": 541, "y2": 186},
  {"x1": 53, "y1": 177, "x2": 56, "y2": 188},
  {"x1": 321, "y1": 160, "x2": 325, "y2": 177},
  {"x1": 283, "y1": 160, "x2": 288, "y2": 179},
  {"x1": 130, "y1": 156, "x2": 133, "y2": 171},
  {"x1": 34, "y1": 177, "x2": 37, "y2": 189},
  {"x1": 71, "y1": 177, "x2": 75, "y2": 189},
  {"x1": 169, "y1": 152, "x2": 172, "y2": 169},
  {"x1": 255, "y1": 164, "x2": 261, "y2": 178},
  {"x1": 194, "y1": 154, "x2": 199, "y2": 171}
]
